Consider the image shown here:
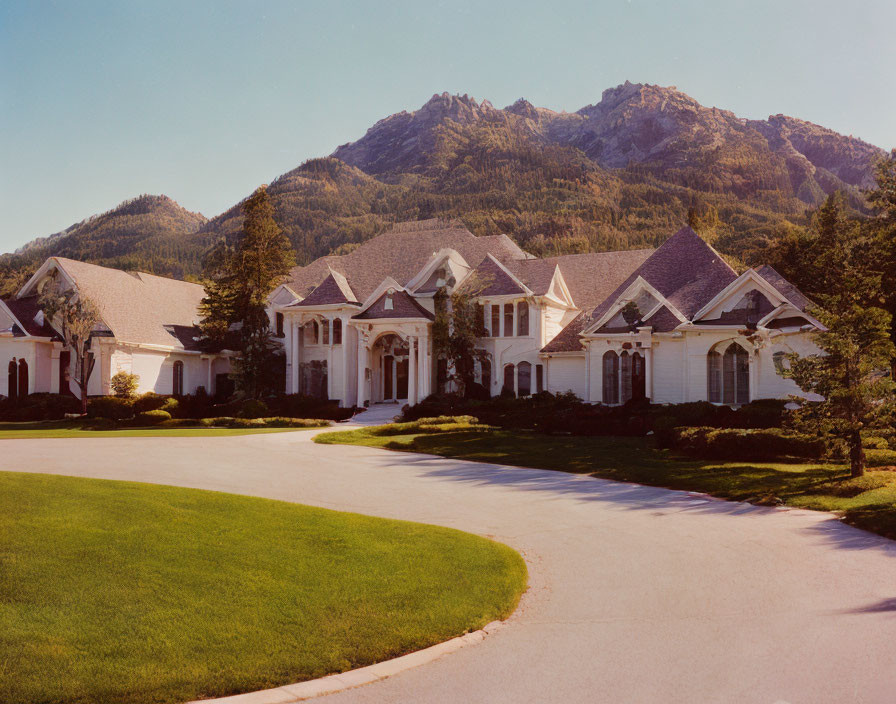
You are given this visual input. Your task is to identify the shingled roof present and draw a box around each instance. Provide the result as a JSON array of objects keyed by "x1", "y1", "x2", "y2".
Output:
[
  {"x1": 754, "y1": 265, "x2": 813, "y2": 312},
  {"x1": 352, "y1": 290, "x2": 434, "y2": 321},
  {"x1": 294, "y1": 270, "x2": 358, "y2": 307},
  {"x1": 1, "y1": 295, "x2": 60, "y2": 338},
  {"x1": 284, "y1": 219, "x2": 530, "y2": 305},
  {"x1": 33, "y1": 258, "x2": 207, "y2": 350},
  {"x1": 544, "y1": 228, "x2": 737, "y2": 352}
]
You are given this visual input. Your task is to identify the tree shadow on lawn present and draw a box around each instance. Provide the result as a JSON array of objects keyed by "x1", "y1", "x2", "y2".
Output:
[{"x1": 379, "y1": 430, "x2": 896, "y2": 555}]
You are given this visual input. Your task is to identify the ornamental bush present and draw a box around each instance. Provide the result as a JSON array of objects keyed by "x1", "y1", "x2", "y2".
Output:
[
  {"x1": 0, "y1": 393, "x2": 81, "y2": 421},
  {"x1": 668, "y1": 426, "x2": 825, "y2": 461},
  {"x1": 87, "y1": 396, "x2": 134, "y2": 420},
  {"x1": 110, "y1": 371, "x2": 139, "y2": 399},
  {"x1": 136, "y1": 409, "x2": 171, "y2": 425}
]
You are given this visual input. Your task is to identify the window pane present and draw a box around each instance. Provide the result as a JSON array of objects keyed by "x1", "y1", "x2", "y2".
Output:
[
  {"x1": 707, "y1": 351, "x2": 722, "y2": 403},
  {"x1": 735, "y1": 347, "x2": 750, "y2": 404},
  {"x1": 536, "y1": 364, "x2": 544, "y2": 393},
  {"x1": 481, "y1": 358, "x2": 491, "y2": 389},
  {"x1": 475, "y1": 305, "x2": 485, "y2": 335},
  {"x1": 491, "y1": 305, "x2": 500, "y2": 337},
  {"x1": 517, "y1": 302, "x2": 529, "y2": 336},
  {"x1": 504, "y1": 303, "x2": 514, "y2": 337},
  {"x1": 722, "y1": 345, "x2": 736, "y2": 404},
  {"x1": 603, "y1": 351, "x2": 619, "y2": 404},
  {"x1": 322, "y1": 320, "x2": 330, "y2": 345},
  {"x1": 332, "y1": 319, "x2": 342, "y2": 345},
  {"x1": 620, "y1": 352, "x2": 632, "y2": 404},
  {"x1": 503, "y1": 364, "x2": 515, "y2": 395},
  {"x1": 518, "y1": 361, "x2": 532, "y2": 396}
]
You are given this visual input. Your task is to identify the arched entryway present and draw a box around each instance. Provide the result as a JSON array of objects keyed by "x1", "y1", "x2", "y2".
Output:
[{"x1": 372, "y1": 333, "x2": 410, "y2": 402}]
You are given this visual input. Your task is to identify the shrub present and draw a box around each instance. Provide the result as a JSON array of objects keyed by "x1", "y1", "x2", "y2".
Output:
[
  {"x1": 110, "y1": 371, "x2": 139, "y2": 399},
  {"x1": 239, "y1": 399, "x2": 269, "y2": 419},
  {"x1": 668, "y1": 426, "x2": 825, "y2": 461},
  {"x1": 0, "y1": 393, "x2": 81, "y2": 421},
  {"x1": 83, "y1": 417, "x2": 118, "y2": 430},
  {"x1": 863, "y1": 436, "x2": 890, "y2": 450},
  {"x1": 87, "y1": 396, "x2": 134, "y2": 420},
  {"x1": 136, "y1": 409, "x2": 172, "y2": 425},
  {"x1": 264, "y1": 394, "x2": 356, "y2": 421},
  {"x1": 133, "y1": 393, "x2": 169, "y2": 414}
]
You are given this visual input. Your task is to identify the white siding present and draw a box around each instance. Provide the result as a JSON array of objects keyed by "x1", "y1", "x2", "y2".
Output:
[{"x1": 546, "y1": 356, "x2": 586, "y2": 399}]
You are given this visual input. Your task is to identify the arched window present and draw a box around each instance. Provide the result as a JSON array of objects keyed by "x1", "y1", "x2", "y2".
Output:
[
  {"x1": 503, "y1": 364, "x2": 515, "y2": 395},
  {"x1": 17, "y1": 359, "x2": 28, "y2": 399},
  {"x1": 8, "y1": 360, "x2": 17, "y2": 400},
  {"x1": 504, "y1": 303, "x2": 514, "y2": 337},
  {"x1": 517, "y1": 302, "x2": 529, "y2": 336},
  {"x1": 708, "y1": 342, "x2": 749, "y2": 405},
  {"x1": 602, "y1": 351, "x2": 619, "y2": 404},
  {"x1": 517, "y1": 361, "x2": 532, "y2": 396},
  {"x1": 322, "y1": 319, "x2": 330, "y2": 345},
  {"x1": 275, "y1": 312, "x2": 284, "y2": 337},
  {"x1": 332, "y1": 318, "x2": 342, "y2": 345},
  {"x1": 480, "y1": 357, "x2": 492, "y2": 390},
  {"x1": 172, "y1": 360, "x2": 184, "y2": 396}
]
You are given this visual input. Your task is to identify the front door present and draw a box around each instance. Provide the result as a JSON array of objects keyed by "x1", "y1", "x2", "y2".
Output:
[
  {"x1": 396, "y1": 358, "x2": 409, "y2": 400},
  {"x1": 383, "y1": 355, "x2": 394, "y2": 400}
]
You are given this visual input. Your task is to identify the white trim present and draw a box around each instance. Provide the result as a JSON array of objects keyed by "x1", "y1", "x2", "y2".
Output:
[
  {"x1": 691, "y1": 268, "x2": 788, "y2": 322},
  {"x1": 483, "y1": 253, "x2": 533, "y2": 297},
  {"x1": 357, "y1": 277, "x2": 404, "y2": 311},
  {"x1": 583, "y1": 276, "x2": 686, "y2": 335},
  {"x1": 405, "y1": 248, "x2": 471, "y2": 293}
]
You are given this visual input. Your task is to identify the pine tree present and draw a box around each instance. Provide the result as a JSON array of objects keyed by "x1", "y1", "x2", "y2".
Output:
[
  {"x1": 200, "y1": 186, "x2": 295, "y2": 399},
  {"x1": 783, "y1": 196, "x2": 895, "y2": 477}
]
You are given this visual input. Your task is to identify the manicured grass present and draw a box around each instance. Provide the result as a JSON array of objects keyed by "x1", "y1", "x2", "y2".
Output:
[
  {"x1": 315, "y1": 422, "x2": 896, "y2": 540},
  {"x1": 0, "y1": 421, "x2": 306, "y2": 438},
  {"x1": 0, "y1": 472, "x2": 526, "y2": 704}
]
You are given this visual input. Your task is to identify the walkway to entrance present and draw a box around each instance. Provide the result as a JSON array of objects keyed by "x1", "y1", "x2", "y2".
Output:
[{"x1": 350, "y1": 402, "x2": 406, "y2": 426}]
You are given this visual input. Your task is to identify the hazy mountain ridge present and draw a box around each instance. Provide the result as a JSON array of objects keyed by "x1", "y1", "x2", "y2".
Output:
[{"x1": 2, "y1": 83, "x2": 888, "y2": 295}]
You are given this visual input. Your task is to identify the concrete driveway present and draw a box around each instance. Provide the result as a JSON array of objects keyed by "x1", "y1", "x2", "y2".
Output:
[{"x1": 4, "y1": 428, "x2": 896, "y2": 703}]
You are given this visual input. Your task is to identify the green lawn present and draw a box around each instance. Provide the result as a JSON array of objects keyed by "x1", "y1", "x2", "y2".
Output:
[
  {"x1": 315, "y1": 421, "x2": 896, "y2": 540},
  {"x1": 0, "y1": 421, "x2": 309, "y2": 439},
  {"x1": 0, "y1": 472, "x2": 526, "y2": 704}
]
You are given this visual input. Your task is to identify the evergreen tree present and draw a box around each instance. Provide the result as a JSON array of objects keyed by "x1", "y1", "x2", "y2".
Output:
[
  {"x1": 200, "y1": 186, "x2": 295, "y2": 398},
  {"x1": 783, "y1": 196, "x2": 895, "y2": 477}
]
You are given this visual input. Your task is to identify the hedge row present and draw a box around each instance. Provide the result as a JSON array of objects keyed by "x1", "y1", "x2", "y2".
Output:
[
  {"x1": 667, "y1": 426, "x2": 826, "y2": 461},
  {"x1": 401, "y1": 393, "x2": 790, "y2": 438}
]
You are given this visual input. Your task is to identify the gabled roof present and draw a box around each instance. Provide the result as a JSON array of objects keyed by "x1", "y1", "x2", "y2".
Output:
[
  {"x1": 754, "y1": 265, "x2": 813, "y2": 312},
  {"x1": 1, "y1": 296, "x2": 60, "y2": 339},
  {"x1": 20, "y1": 257, "x2": 207, "y2": 350},
  {"x1": 544, "y1": 227, "x2": 737, "y2": 352},
  {"x1": 471, "y1": 255, "x2": 529, "y2": 297},
  {"x1": 283, "y1": 219, "x2": 530, "y2": 304},
  {"x1": 543, "y1": 250, "x2": 655, "y2": 309},
  {"x1": 352, "y1": 289, "x2": 434, "y2": 321},
  {"x1": 294, "y1": 269, "x2": 358, "y2": 307}
]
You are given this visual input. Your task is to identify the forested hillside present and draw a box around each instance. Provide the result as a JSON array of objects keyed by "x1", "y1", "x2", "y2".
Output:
[{"x1": 2, "y1": 82, "x2": 888, "y2": 296}]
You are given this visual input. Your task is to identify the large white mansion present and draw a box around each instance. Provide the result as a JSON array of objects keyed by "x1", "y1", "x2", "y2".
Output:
[
  {"x1": 1, "y1": 219, "x2": 820, "y2": 407},
  {"x1": 270, "y1": 219, "x2": 821, "y2": 407}
]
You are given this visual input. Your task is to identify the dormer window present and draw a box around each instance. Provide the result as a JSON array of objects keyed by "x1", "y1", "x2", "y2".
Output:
[{"x1": 384, "y1": 289, "x2": 395, "y2": 311}]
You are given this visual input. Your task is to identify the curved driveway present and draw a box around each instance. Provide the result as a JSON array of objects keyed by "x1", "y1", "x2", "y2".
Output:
[{"x1": 5, "y1": 428, "x2": 896, "y2": 703}]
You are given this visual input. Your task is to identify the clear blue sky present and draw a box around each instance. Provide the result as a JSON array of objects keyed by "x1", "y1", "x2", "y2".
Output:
[{"x1": 2, "y1": 0, "x2": 894, "y2": 252}]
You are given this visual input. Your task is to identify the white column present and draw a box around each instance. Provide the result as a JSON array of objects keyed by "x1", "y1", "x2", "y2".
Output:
[
  {"x1": 392, "y1": 357, "x2": 398, "y2": 400},
  {"x1": 418, "y1": 332, "x2": 427, "y2": 400},
  {"x1": 644, "y1": 347, "x2": 652, "y2": 400},
  {"x1": 357, "y1": 333, "x2": 367, "y2": 407},
  {"x1": 341, "y1": 316, "x2": 349, "y2": 407},
  {"x1": 408, "y1": 335, "x2": 417, "y2": 405}
]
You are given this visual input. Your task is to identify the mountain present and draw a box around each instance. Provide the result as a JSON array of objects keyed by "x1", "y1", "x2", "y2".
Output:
[
  {"x1": 0, "y1": 195, "x2": 207, "y2": 295},
  {"x1": 3, "y1": 83, "x2": 888, "y2": 295}
]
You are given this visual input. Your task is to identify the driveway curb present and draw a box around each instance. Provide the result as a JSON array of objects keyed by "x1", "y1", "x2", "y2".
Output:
[{"x1": 187, "y1": 619, "x2": 507, "y2": 704}]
